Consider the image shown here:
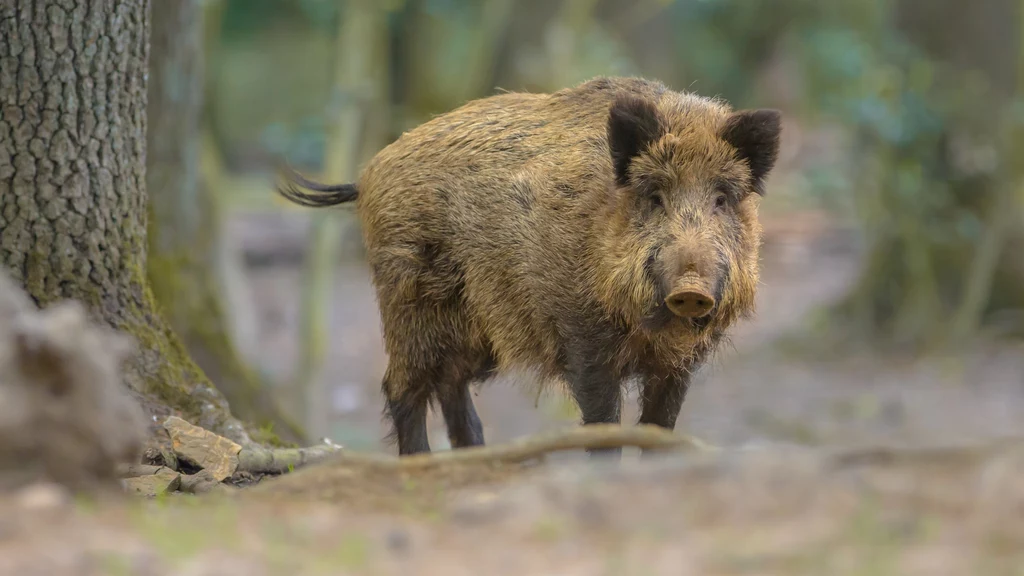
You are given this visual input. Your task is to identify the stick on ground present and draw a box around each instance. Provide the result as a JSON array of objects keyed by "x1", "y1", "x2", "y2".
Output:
[{"x1": 293, "y1": 424, "x2": 714, "y2": 473}]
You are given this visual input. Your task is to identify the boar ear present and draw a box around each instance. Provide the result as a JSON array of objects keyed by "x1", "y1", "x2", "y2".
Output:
[
  {"x1": 607, "y1": 95, "x2": 666, "y2": 187},
  {"x1": 721, "y1": 109, "x2": 782, "y2": 195}
]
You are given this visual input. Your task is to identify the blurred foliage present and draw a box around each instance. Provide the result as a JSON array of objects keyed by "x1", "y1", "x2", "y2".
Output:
[{"x1": 207, "y1": 0, "x2": 1023, "y2": 348}]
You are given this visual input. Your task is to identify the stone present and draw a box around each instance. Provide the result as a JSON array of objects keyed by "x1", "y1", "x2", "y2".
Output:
[
  {"x1": 163, "y1": 416, "x2": 241, "y2": 482},
  {"x1": 123, "y1": 468, "x2": 181, "y2": 497}
]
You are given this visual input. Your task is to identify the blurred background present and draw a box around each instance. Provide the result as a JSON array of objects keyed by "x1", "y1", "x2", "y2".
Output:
[{"x1": 174, "y1": 0, "x2": 1024, "y2": 452}]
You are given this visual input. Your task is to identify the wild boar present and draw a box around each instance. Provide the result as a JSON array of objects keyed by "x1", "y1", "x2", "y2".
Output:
[{"x1": 278, "y1": 76, "x2": 781, "y2": 457}]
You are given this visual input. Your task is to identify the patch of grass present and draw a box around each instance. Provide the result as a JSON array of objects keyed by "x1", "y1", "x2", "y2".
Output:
[
  {"x1": 530, "y1": 516, "x2": 565, "y2": 542},
  {"x1": 73, "y1": 493, "x2": 100, "y2": 515},
  {"x1": 602, "y1": 546, "x2": 629, "y2": 576},
  {"x1": 330, "y1": 532, "x2": 372, "y2": 572},
  {"x1": 707, "y1": 530, "x2": 835, "y2": 575},
  {"x1": 125, "y1": 500, "x2": 243, "y2": 566},
  {"x1": 96, "y1": 552, "x2": 133, "y2": 576},
  {"x1": 130, "y1": 512, "x2": 214, "y2": 563},
  {"x1": 835, "y1": 497, "x2": 914, "y2": 576},
  {"x1": 402, "y1": 477, "x2": 418, "y2": 493},
  {"x1": 744, "y1": 408, "x2": 822, "y2": 445}
]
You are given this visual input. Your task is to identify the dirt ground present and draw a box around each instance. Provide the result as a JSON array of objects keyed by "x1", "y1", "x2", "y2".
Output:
[
  {"x1": 4, "y1": 208, "x2": 1023, "y2": 575},
  {"x1": 5, "y1": 437, "x2": 1024, "y2": 575}
]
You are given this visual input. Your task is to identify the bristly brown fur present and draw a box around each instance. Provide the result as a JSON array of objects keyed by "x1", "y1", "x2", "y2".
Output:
[{"x1": 276, "y1": 76, "x2": 782, "y2": 456}]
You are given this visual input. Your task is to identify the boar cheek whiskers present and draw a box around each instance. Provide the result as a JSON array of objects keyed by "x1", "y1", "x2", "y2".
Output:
[{"x1": 639, "y1": 242, "x2": 681, "y2": 331}]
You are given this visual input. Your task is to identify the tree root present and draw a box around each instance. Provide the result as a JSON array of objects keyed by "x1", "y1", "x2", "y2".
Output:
[{"x1": 237, "y1": 440, "x2": 345, "y2": 475}]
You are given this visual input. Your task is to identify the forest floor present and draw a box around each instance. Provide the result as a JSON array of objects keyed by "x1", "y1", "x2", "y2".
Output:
[
  {"x1": 4, "y1": 209, "x2": 1024, "y2": 575},
  {"x1": 5, "y1": 436, "x2": 1024, "y2": 575}
]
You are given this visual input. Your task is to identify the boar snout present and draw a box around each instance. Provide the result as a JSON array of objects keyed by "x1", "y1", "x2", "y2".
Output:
[
  {"x1": 661, "y1": 237, "x2": 720, "y2": 319},
  {"x1": 665, "y1": 285, "x2": 716, "y2": 318}
]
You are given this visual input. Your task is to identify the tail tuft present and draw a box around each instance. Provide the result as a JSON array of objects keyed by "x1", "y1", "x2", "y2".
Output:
[{"x1": 275, "y1": 164, "x2": 358, "y2": 208}]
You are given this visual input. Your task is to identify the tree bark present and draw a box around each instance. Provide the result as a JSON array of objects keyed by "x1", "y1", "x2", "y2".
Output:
[
  {"x1": 0, "y1": 0, "x2": 250, "y2": 444},
  {"x1": 145, "y1": 0, "x2": 305, "y2": 445}
]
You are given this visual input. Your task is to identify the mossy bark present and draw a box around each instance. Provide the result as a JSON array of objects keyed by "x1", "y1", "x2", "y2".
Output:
[
  {"x1": 0, "y1": 0, "x2": 250, "y2": 444},
  {"x1": 145, "y1": 0, "x2": 304, "y2": 446}
]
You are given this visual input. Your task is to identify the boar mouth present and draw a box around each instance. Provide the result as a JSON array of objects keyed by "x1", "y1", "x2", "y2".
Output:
[
  {"x1": 640, "y1": 304, "x2": 707, "y2": 332},
  {"x1": 641, "y1": 302, "x2": 716, "y2": 332},
  {"x1": 640, "y1": 247, "x2": 726, "y2": 333}
]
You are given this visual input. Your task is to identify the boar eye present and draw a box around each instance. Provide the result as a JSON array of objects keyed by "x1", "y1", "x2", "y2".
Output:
[
  {"x1": 713, "y1": 193, "x2": 727, "y2": 211},
  {"x1": 650, "y1": 194, "x2": 664, "y2": 209}
]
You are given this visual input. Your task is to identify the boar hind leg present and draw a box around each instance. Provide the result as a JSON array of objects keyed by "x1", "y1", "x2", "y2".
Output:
[
  {"x1": 382, "y1": 365, "x2": 431, "y2": 456},
  {"x1": 437, "y1": 351, "x2": 493, "y2": 449},
  {"x1": 439, "y1": 382, "x2": 485, "y2": 449}
]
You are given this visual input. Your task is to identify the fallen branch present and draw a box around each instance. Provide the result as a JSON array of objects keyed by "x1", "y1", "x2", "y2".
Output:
[
  {"x1": 308, "y1": 424, "x2": 713, "y2": 472},
  {"x1": 162, "y1": 416, "x2": 342, "y2": 478},
  {"x1": 402, "y1": 423, "x2": 713, "y2": 468},
  {"x1": 237, "y1": 440, "x2": 345, "y2": 475},
  {"x1": 246, "y1": 424, "x2": 715, "y2": 503},
  {"x1": 140, "y1": 416, "x2": 712, "y2": 501}
]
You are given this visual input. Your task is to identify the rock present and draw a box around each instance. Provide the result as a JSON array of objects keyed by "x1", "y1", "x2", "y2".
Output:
[
  {"x1": 0, "y1": 271, "x2": 148, "y2": 493},
  {"x1": 117, "y1": 464, "x2": 163, "y2": 478},
  {"x1": 385, "y1": 529, "x2": 411, "y2": 554},
  {"x1": 179, "y1": 470, "x2": 222, "y2": 495},
  {"x1": 163, "y1": 416, "x2": 241, "y2": 481},
  {"x1": 123, "y1": 468, "x2": 181, "y2": 497},
  {"x1": 14, "y1": 481, "x2": 71, "y2": 511}
]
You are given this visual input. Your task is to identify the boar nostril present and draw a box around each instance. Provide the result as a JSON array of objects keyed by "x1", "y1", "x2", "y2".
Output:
[{"x1": 665, "y1": 290, "x2": 715, "y2": 319}]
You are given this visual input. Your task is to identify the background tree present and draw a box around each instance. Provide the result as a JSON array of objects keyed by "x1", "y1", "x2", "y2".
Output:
[
  {"x1": 800, "y1": 0, "x2": 1024, "y2": 350},
  {"x1": 0, "y1": 0, "x2": 251, "y2": 444},
  {"x1": 146, "y1": 0, "x2": 304, "y2": 444}
]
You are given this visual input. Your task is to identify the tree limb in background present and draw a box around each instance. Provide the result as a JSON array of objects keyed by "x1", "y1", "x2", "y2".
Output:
[
  {"x1": 949, "y1": 0, "x2": 1024, "y2": 345},
  {"x1": 146, "y1": 0, "x2": 305, "y2": 446},
  {"x1": 291, "y1": 0, "x2": 389, "y2": 436},
  {"x1": 794, "y1": 0, "x2": 1024, "y2": 351}
]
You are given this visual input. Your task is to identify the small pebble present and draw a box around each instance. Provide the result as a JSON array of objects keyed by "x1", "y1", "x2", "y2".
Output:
[
  {"x1": 449, "y1": 491, "x2": 509, "y2": 525},
  {"x1": 386, "y1": 529, "x2": 411, "y2": 554},
  {"x1": 15, "y1": 481, "x2": 71, "y2": 511}
]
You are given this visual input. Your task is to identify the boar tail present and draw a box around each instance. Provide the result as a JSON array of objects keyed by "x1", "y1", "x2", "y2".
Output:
[{"x1": 275, "y1": 164, "x2": 359, "y2": 208}]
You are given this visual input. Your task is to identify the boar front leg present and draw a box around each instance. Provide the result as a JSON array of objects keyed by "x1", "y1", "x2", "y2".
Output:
[
  {"x1": 637, "y1": 370, "x2": 691, "y2": 456},
  {"x1": 567, "y1": 362, "x2": 624, "y2": 460}
]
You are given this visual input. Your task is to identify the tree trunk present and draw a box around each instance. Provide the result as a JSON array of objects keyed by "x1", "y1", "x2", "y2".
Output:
[
  {"x1": 0, "y1": 0, "x2": 250, "y2": 445},
  {"x1": 145, "y1": 0, "x2": 304, "y2": 445}
]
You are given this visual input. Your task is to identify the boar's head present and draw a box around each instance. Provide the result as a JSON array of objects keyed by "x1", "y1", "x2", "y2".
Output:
[{"x1": 596, "y1": 93, "x2": 781, "y2": 337}]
